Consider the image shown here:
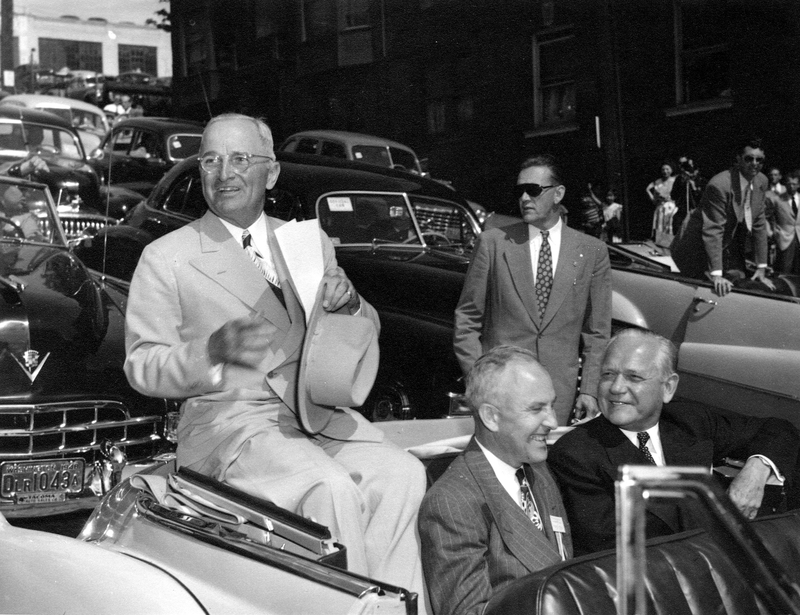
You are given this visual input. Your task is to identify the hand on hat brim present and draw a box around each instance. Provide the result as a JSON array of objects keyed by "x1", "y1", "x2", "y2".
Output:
[{"x1": 321, "y1": 266, "x2": 358, "y2": 311}]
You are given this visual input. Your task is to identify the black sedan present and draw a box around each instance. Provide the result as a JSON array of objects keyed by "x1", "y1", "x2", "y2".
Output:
[
  {"x1": 77, "y1": 152, "x2": 481, "y2": 421},
  {"x1": 0, "y1": 175, "x2": 174, "y2": 518}
]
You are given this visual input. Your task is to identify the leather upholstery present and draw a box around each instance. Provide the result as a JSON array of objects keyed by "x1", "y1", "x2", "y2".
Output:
[{"x1": 484, "y1": 511, "x2": 800, "y2": 615}]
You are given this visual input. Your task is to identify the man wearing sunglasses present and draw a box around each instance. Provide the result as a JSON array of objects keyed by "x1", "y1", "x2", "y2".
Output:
[
  {"x1": 672, "y1": 137, "x2": 776, "y2": 296},
  {"x1": 455, "y1": 154, "x2": 612, "y2": 426},
  {"x1": 123, "y1": 113, "x2": 427, "y2": 603}
]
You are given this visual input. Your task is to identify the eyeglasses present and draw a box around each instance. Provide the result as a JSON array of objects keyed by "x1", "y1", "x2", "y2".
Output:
[
  {"x1": 198, "y1": 152, "x2": 274, "y2": 173},
  {"x1": 514, "y1": 183, "x2": 558, "y2": 199},
  {"x1": 743, "y1": 155, "x2": 765, "y2": 164}
]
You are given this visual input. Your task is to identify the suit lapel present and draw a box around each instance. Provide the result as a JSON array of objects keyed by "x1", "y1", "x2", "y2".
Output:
[
  {"x1": 731, "y1": 168, "x2": 744, "y2": 221},
  {"x1": 501, "y1": 223, "x2": 539, "y2": 328},
  {"x1": 189, "y1": 212, "x2": 293, "y2": 333},
  {"x1": 464, "y1": 439, "x2": 561, "y2": 573}
]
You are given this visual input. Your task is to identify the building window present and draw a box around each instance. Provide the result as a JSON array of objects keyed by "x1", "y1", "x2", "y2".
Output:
[
  {"x1": 338, "y1": 0, "x2": 373, "y2": 66},
  {"x1": 674, "y1": 0, "x2": 731, "y2": 105},
  {"x1": 427, "y1": 100, "x2": 446, "y2": 134},
  {"x1": 39, "y1": 38, "x2": 102, "y2": 72},
  {"x1": 302, "y1": 0, "x2": 337, "y2": 41},
  {"x1": 118, "y1": 45, "x2": 158, "y2": 75},
  {"x1": 456, "y1": 96, "x2": 474, "y2": 125},
  {"x1": 532, "y1": 30, "x2": 576, "y2": 128}
]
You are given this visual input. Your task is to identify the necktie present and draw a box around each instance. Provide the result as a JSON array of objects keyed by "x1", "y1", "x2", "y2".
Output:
[
  {"x1": 242, "y1": 230, "x2": 285, "y2": 307},
  {"x1": 793, "y1": 194, "x2": 798, "y2": 218},
  {"x1": 516, "y1": 467, "x2": 544, "y2": 530},
  {"x1": 535, "y1": 230, "x2": 553, "y2": 321},
  {"x1": 637, "y1": 432, "x2": 657, "y2": 465},
  {"x1": 743, "y1": 183, "x2": 753, "y2": 231}
]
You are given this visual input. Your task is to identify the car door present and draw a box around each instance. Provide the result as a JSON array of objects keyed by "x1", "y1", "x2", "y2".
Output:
[{"x1": 610, "y1": 265, "x2": 800, "y2": 427}]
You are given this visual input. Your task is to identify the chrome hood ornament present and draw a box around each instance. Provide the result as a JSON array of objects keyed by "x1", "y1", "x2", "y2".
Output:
[{"x1": 10, "y1": 349, "x2": 51, "y2": 383}]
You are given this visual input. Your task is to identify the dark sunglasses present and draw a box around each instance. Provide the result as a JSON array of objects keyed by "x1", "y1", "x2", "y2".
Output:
[
  {"x1": 514, "y1": 183, "x2": 558, "y2": 199},
  {"x1": 743, "y1": 155, "x2": 765, "y2": 164}
]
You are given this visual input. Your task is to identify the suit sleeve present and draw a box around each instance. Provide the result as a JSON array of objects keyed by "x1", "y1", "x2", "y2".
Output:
[
  {"x1": 700, "y1": 180, "x2": 728, "y2": 273},
  {"x1": 419, "y1": 487, "x2": 496, "y2": 615},
  {"x1": 579, "y1": 242, "x2": 612, "y2": 397},
  {"x1": 124, "y1": 240, "x2": 218, "y2": 399},
  {"x1": 548, "y1": 435, "x2": 617, "y2": 556},
  {"x1": 453, "y1": 231, "x2": 491, "y2": 377}
]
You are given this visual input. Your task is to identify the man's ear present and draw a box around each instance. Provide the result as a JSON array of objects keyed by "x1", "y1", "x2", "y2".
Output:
[
  {"x1": 662, "y1": 373, "x2": 679, "y2": 404},
  {"x1": 553, "y1": 184, "x2": 566, "y2": 205},
  {"x1": 477, "y1": 403, "x2": 501, "y2": 433}
]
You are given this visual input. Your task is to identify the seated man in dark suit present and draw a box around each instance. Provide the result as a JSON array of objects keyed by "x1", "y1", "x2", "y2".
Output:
[
  {"x1": 419, "y1": 345, "x2": 572, "y2": 615},
  {"x1": 549, "y1": 328, "x2": 799, "y2": 557}
]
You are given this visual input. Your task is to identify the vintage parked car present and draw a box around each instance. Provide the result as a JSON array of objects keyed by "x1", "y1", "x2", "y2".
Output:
[
  {"x1": 89, "y1": 116, "x2": 204, "y2": 199},
  {"x1": 279, "y1": 129, "x2": 427, "y2": 176},
  {"x1": 0, "y1": 106, "x2": 102, "y2": 211},
  {"x1": 0, "y1": 93, "x2": 110, "y2": 153},
  {"x1": 77, "y1": 151, "x2": 800, "y2": 427},
  {"x1": 0, "y1": 175, "x2": 174, "y2": 518}
]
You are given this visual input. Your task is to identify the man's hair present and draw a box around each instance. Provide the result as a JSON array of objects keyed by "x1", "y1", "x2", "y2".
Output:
[
  {"x1": 465, "y1": 345, "x2": 541, "y2": 414},
  {"x1": 605, "y1": 328, "x2": 677, "y2": 379},
  {"x1": 519, "y1": 154, "x2": 563, "y2": 185},
  {"x1": 737, "y1": 136, "x2": 764, "y2": 155},
  {"x1": 203, "y1": 113, "x2": 275, "y2": 156},
  {"x1": 787, "y1": 169, "x2": 800, "y2": 182}
]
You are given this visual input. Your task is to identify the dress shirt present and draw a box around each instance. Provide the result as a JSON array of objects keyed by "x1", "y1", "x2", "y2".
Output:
[
  {"x1": 475, "y1": 438, "x2": 528, "y2": 510},
  {"x1": 219, "y1": 212, "x2": 279, "y2": 280},
  {"x1": 619, "y1": 424, "x2": 665, "y2": 465},
  {"x1": 710, "y1": 172, "x2": 767, "y2": 277},
  {"x1": 619, "y1": 422, "x2": 784, "y2": 483},
  {"x1": 528, "y1": 218, "x2": 563, "y2": 285}
]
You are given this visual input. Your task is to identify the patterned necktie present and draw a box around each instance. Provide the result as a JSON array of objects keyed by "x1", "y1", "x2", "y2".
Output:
[
  {"x1": 534, "y1": 230, "x2": 553, "y2": 321},
  {"x1": 516, "y1": 467, "x2": 544, "y2": 530},
  {"x1": 242, "y1": 230, "x2": 281, "y2": 287},
  {"x1": 743, "y1": 183, "x2": 753, "y2": 231},
  {"x1": 637, "y1": 432, "x2": 657, "y2": 465}
]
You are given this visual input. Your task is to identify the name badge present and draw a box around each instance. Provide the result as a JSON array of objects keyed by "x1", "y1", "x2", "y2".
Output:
[{"x1": 550, "y1": 515, "x2": 566, "y2": 533}]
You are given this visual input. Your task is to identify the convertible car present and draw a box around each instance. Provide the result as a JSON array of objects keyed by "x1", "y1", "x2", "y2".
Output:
[
  {"x1": 0, "y1": 176, "x2": 174, "y2": 518},
  {"x1": 75, "y1": 152, "x2": 800, "y2": 427}
]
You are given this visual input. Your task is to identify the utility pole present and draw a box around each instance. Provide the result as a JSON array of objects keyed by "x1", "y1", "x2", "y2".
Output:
[{"x1": 0, "y1": 0, "x2": 13, "y2": 89}]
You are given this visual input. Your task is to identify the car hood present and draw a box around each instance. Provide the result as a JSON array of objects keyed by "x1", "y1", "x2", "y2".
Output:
[
  {"x1": 34, "y1": 156, "x2": 101, "y2": 209},
  {"x1": 0, "y1": 242, "x2": 112, "y2": 399}
]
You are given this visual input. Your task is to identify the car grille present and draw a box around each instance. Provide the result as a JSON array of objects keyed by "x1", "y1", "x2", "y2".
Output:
[
  {"x1": 413, "y1": 203, "x2": 464, "y2": 242},
  {"x1": 38, "y1": 212, "x2": 118, "y2": 240},
  {"x1": 0, "y1": 400, "x2": 163, "y2": 461}
]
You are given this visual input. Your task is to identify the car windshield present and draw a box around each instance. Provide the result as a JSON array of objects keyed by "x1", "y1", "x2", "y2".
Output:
[
  {"x1": 317, "y1": 193, "x2": 420, "y2": 245},
  {"x1": 0, "y1": 180, "x2": 62, "y2": 245},
  {"x1": 0, "y1": 120, "x2": 84, "y2": 161}
]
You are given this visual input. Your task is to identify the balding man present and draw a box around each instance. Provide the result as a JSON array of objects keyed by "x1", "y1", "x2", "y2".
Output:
[
  {"x1": 123, "y1": 113, "x2": 426, "y2": 597},
  {"x1": 549, "y1": 328, "x2": 799, "y2": 556},
  {"x1": 419, "y1": 345, "x2": 572, "y2": 615}
]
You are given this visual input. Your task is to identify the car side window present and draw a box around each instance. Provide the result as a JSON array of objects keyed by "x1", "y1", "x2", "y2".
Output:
[
  {"x1": 294, "y1": 138, "x2": 319, "y2": 155},
  {"x1": 162, "y1": 174, "x2": 192, "y2": 213},
  {"x1": 130, "y1": 130, "x2": 161, "y2": 159},
  {"x1": 168, "y1": 134, "x2": 202, "y2": 160},
  {"x1": 110, "y1": 128, "x2": 135, "y2": 154},
  {"x1": 182, "y1": 176, "x2": 207, "y2": 219},
  {"x1": 320, "y1": 141, "x2": 346, "y2": 158},
  {"x1": 265, "y1": 188, "x2": 304, "y2": 221}
]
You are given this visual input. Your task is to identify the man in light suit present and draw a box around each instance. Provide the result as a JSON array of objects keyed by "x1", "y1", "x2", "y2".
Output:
[
  {"x1": 671, "y1": 136, "x2": 776, "y2": 296},
  {"x1": 549, "y1": 328, "x2": 799, "y2": 556},
  {"x1": 454, "y1": 154, "x2": 612, "y2": 425},
  {"x1": 766, "y1": 169, "x2": 800, "y2": 275},
  {"x1": 124, "y1": 114, "x2": 426, "y2": 596},
  {"x1": 419, "y1": 346, "x2": 572, "y2": 615}
]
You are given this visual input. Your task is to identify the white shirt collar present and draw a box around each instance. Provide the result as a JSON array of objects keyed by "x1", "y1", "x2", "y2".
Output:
[
  {"x1": 217, "y1": 211, "x2": 269, "y2": 252},
  {"x1": 528, "y1": 217, "x2": 563, "y2": 242},
  {"x1": 475, "y1": 438, "x2": 526, "y2": 507}
]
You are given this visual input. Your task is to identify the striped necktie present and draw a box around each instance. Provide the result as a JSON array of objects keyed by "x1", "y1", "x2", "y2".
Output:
[
  {"x1": 516, "y1": 467, "x2": 544, "y2": 530},
  {"x1": 242, "y1": 230, "x2": 281, "y2": 287}
]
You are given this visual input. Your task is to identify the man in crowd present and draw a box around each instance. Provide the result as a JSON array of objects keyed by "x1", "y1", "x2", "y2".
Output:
[
  {"x1": 454, "y1": 154, "x2": 612, "y2": 425},
  {"x1": 766, "y1": 169, "x2": 800, "y2": 275},
  {"x1": 124, "y1": 113, "x2": 426, "y2": 597},
  {"x1": 0, "y1": 185, "x2": 41, "y2": 239},
  {"x1": 548, "y1": 328, "x2": 799, "y2": 556},
  {"x1": 419, "y1": 346, "x2": 572, "y2": 615},
  {"x1": 671, "y1": 136, "x2": 776, "y2": 296}
]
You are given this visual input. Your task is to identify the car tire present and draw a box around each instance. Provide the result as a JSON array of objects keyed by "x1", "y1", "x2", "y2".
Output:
[{"x1": 358, "y1": 379, "x2": 413, "y2": 422}]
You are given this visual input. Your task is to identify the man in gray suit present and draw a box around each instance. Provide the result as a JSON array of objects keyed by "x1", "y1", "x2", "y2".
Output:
[
  {"x1": 419, "y1": 346, "x2": 572, "y2": 615},
  {"x1": 454, "y1": 154, "x2": 612, "y2": 425},
  {"x1": 124, "y1": 114, "x2": 426, "y2": 597}
]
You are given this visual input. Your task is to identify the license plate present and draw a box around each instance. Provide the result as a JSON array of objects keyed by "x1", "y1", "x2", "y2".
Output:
[{"x1": 1, "y1": 459, "x2": 85, "y2": 503}]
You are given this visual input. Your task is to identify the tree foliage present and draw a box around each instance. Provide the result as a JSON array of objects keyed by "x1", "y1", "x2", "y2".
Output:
[{"x1": 146, "y1": 0, "x2": 171, "y2": 33}]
